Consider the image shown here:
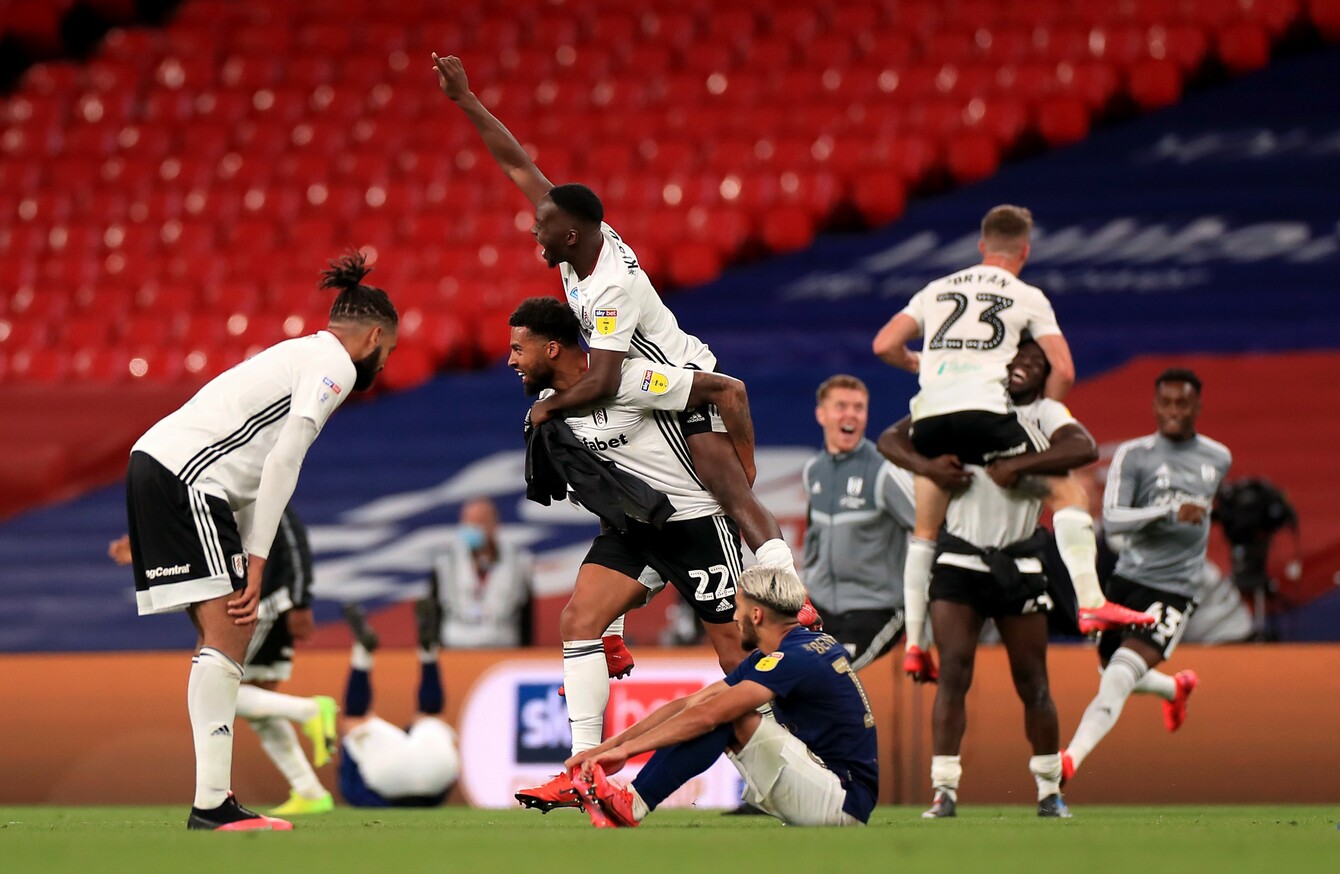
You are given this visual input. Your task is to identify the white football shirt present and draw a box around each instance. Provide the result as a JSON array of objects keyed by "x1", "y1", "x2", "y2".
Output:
[
  {"x1": 133, "y1": 331, "x2": 356, "y2": 510},
  {"x1": 560, "y1": 222, "x2": 717, "y2": 370},
  {"x1": 900, "y1": 265, "x2": 1061, "y2": 419},
  {"x1": 938, "y1": 397, "x2": 1076, "y2": 573},
  {"x1": 543, "y1": 360, "x2": 721, "y2": 521}
]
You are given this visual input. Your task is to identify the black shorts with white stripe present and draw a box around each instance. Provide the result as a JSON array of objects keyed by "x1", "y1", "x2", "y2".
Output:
[
  {"x1": 583, "y1": 514, "x2": 743, "y2": 624},
  {"x1": 126, "y1": 451, "x2": 246, "y2": 616},
  {"x1": 1097, "y1": 574, "x2": 1197, "y2": 663},
  {"x1": 813, "y1": 607, "x2": 906, "y2": 671},
  {"x1": 909, "y1": 409, "x2": 1046, "y2": 468}
]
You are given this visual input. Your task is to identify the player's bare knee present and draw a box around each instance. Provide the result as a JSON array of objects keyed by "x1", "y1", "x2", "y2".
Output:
[
  {"x1": 1045, "y1": 475, "x2": 1086, "y2": 512},
  {"x1": 558, "y1": 601, "x2": 604, "y2": 641}
]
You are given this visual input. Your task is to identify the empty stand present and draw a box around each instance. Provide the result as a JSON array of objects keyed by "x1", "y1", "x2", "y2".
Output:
[{"x1": 0, "y1": 0, "x2": 1326, "y2": 393}]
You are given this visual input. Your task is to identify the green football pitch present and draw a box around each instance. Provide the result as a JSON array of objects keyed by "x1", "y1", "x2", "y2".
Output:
[{"x1": 2, "y1": 806, "x2": 1335, "y2": 874}]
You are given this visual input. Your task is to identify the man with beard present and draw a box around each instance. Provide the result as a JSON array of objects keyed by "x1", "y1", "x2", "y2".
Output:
[
  {"x1": 123, "y1": 252, "x2": 396, "y2": 830},
  {"x1": 432, "y1": 53, "x2": 797, "y2": 583},
  {"x1": 1061, "y1": 369, "x2": 1231, "y2": 785},
  {"x1": 506, "y1": 296, "x2": 770, "y2": 812},
  {"x1": 564, "y1": 565, "x2": 878, "y2": 828}
]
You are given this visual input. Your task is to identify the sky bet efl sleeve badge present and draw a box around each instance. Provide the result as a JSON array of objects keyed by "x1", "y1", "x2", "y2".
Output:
[
  {"x1": 641, "y1": 369, "x2": 670, "y2": 394},
  {"x1": 754, "y1": 652, "x2": 785, "y2": 672},
  {"x1": 594, "y1": 308, "x2": 618, "y2": 335}
]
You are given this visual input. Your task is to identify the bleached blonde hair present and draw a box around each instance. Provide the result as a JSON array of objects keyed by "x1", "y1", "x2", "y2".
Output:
[{"x1": 736, "y1": 566, "x2": 807, "y2": 617}]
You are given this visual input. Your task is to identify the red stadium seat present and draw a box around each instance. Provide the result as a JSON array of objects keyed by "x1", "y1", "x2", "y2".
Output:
[
  {"x1": 666, "y1": 242, "x2": 722, "y2": 289},
  {"x1": 852, "y1": 169, "x2": 906, "y2": 226},
  {"x1": 947, "y1": 134, "x2": 1002, "y2": 184},
  {"x1": 1217, "y1": 21, "x2": 1272, "y2": 73},
  {"x1": 1127, "y1": 58, "x2": 1184, "y2": 110},
  {"x1": 760, "y1": 204, "x2": 814, "y2": 254},
  {"x1": 1037, "y1": 95, "x2": 1092, "y2": 146}
]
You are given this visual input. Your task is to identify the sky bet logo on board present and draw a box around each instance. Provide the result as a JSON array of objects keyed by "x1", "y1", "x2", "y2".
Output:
[{"x1": 515, "y1": 682, "x2": 570, "y2": 764}]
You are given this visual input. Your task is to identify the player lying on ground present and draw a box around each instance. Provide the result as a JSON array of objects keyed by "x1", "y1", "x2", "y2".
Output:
[{"x1": 337, "y1": 602, "x2": 461, "y2": 807}]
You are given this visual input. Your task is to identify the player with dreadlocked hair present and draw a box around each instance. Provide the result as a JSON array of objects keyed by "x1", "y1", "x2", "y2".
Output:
[{"x1": 124, "y1": 252, "x2": 397, "y2": 831}]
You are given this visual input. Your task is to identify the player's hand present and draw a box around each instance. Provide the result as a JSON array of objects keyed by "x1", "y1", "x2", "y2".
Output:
[
  {"x1": 107, "y1": 534, "x2": 132, "y2": 566},
  {"x1": 287, "y1": 606, "x2": 315, "y2": 642},
  {"x1": 228, "y1": 557, "x2": 264, "y2": 626},
  {"x1": 432, "y1": 53, "x2": 470, "y2": 101},
  {"x1": 924, "y1": 455, "x2": 972, "y2": 492},
  {"x1": 986, "y1": 458, "x2": 1021, "y2": 489},
  {"x1": 905, "y1": 350, "x2": 921, "y2": 373},
  {"x1": 529, "y1": 397, "x2": 555, "y2": 426},
  {"x1": 1176, "y1": 503, "x2": 1207, "y2": 525},
  {"x1": 581, "y1": 748, "x2": 630, "y2": 779}
]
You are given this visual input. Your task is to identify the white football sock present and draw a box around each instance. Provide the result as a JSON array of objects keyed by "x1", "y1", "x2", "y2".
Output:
[
  {"x1": 1053, "y1": 508, "x2": 1105, "y2": 610},
  {"x1": 1133, "y1": 667, "x2": 1177, "y2": 700},
  {"x1": 562, "y1": 639, "x2": 609, "y2": 754},
  {"x1": 630, "y1": 785, "x2": 651, "y2": 821},
  {"x1": 248, "y1": 717, "x2": 328, "y2": 800},
  {"x1": 753, "y1": 538, "x2": 795, "y2": 571},
  {"x1": 931, "y1": 755, "x2": 962, "y2": 801},
  {"x1": 603, "y1": 615, "x2": 625, "y2": 638},
  {"x1": 903, "y1": 537, "x2": 936, "y2": 650},
  {"x1": 235, "y1": 683, "x2": 319, "y2": 723},
  {"x1": 417, "y1": 646, "x2": 439, "y2": 663},
  {"x1": 188, "y1": 647, "x2": 243, "y2": 810},
  {"x1": 1066, "y1": 647, "x2": 1147, "y2": 769},
  {"x1": 350, "y1": 643, "x2": 374, "y2": 671},
  {"x1": 1029, "y1": 753, "x2": 1062, "y2": 801}
]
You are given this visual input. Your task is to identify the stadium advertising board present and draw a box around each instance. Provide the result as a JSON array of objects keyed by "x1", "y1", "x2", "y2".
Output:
[{"x1": 458, "y1": 657, "x2": 743, "y2": 808}]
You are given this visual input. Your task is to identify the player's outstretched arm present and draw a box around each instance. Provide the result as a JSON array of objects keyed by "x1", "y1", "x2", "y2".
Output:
[
  {"x1": 432, "y1": 53, "x2": 553, "y2": 207},
  {"x1": 987, "y1": 422, "x2": 1098, "y2": 488},
  {"x1": 529, "y1": 347, "x2": 624, "y2": 425},
  {"x1": 876, "y1": 416, "x2": 972, "y2": 492},
  {"x1": 687, "y1": 372, "x2": 757, "y2": 486},
  {"x1": 872, "y1": 313, "x2": 922, "y2": 372}
]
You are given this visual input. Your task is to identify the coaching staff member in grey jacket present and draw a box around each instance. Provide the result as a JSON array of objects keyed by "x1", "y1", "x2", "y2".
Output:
[{"x1": 802, "y1": 375, "x2": 920, "y2": 670}]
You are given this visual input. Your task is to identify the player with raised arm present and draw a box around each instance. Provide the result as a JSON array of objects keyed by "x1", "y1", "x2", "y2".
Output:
[
  {"x1": 873, "y1": 207, "x2": 1145, "y2": 677},
  {"x1": 878, "y1": 339, "x2": 1102, "y2": 818},
  {"x1": 1061, "y1": 369, "x2": 1231, "y2": 785},
  {"x1": 431, "y1": 53, "x2": 795, "y2": 577},
  {"x1": 506, "y1": 297, "x2": 773, "y2": 812},
  {"x1": 565, "y1": 565, "x2": 877, "y2": 828},
  {"x1": 124, "y1": 253, "x2": 396, "y2": 830}
]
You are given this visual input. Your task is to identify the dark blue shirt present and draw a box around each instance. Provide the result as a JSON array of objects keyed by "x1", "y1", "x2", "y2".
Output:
[{"x1": 724, "y1": 627, "x2": 879, "y2": 822}]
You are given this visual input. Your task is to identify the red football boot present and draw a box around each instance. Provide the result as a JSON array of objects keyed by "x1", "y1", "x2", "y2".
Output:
[
  {"x1": 1162, "y1": 669, "x2": 1199, "y2": 733},
  {"x1": 515, "y1": 771, "x2": 581, "y2": 812},
  {"x1": 1078, "y1": 600, "x2": 1155, "y2": 635}
]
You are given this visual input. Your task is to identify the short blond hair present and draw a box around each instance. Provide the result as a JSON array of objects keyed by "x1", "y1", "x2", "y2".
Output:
[
  {"x1": 980, "y1": 204, "x2": 1033, "y2": 255},
  {"x1": 737, "y1": 566, "x2": 807, "y2": 617},
  {"x1": 815, "y1": 374, "x2": 868, "y2": 405}
]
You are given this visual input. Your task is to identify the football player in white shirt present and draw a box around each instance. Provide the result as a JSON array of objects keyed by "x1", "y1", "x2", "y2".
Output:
[
  {"x1": 431, "y1": 53, "x2": 796, "y2": 579},
  {"x1": 124, "y1": 253, "x2": 397, "y2": 831},
  {"x1": 883, "y1": 339, "x2": 1152, "y2": 679},
  {"x1": 878, "y1": 338, "x2": 1103, "y2": 819},
  {"x1": 506, "y1": 296, "x2": 765, "y2": 812}
]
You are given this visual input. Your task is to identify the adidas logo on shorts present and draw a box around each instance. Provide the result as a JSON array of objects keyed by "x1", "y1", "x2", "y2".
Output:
[{"x1": 715, "y1": 599, "x2": 732, "y2": 612}]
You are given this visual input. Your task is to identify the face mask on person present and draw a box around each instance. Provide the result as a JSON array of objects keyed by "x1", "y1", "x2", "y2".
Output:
[{"x1": 460, "y1": 524, "x2": 487, "y2": 552}]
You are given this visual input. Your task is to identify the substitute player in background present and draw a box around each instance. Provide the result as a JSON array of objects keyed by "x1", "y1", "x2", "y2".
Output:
[
  {"x1": 881, "y1": 340, "x2": 1103, "y2": 818},
  {"x1": 1062, "y1": 369, "x2": 1231, "y2": 784},
  {"x1": 507, "y1": 297, "x2": 757, "y2": 811},
  {"x1": 123, "y1": 253, "x2": 397, "y2": 831},
  {"x1": 431, "y1": 53, "x2": 796, "y2": 577},
  {"x1": 566, "y1": 566, "x2": 877, "y2": 828}
]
